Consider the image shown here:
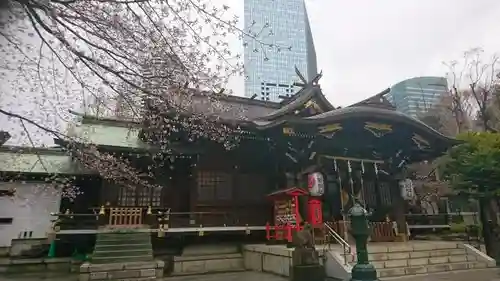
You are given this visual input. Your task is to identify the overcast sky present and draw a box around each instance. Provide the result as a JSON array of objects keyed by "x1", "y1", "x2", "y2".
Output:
[
  {"x1": 224, "y1": 0, "x2": 500, "y2": 106},
  {"x1": 2, "y1": 0, "x2": 500, "y2": 146}
]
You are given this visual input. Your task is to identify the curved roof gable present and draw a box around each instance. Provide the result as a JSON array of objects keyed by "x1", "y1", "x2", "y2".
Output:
[
  {"x1": 348, "y1": 88, "x2": 396, "y2": 110},
  {"x1": 257, "y1": 69, "x2": 335, "y2": 121}
]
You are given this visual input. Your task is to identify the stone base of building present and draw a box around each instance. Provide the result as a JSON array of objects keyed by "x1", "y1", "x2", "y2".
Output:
[
  {"x1": 289, "y1": 264, "x2": 324, "y2": 281},
  {"x1": 79, "y1": 260, "x2": 164, "y2": 281}
]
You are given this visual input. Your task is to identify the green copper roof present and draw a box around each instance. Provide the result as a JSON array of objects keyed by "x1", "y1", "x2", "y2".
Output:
[
  {"x1": 0, "y1": 150, "x2": 88, "y2": 174},
  {"x1": 69, "y1": 123, "x2": 149, "y2": 149}
]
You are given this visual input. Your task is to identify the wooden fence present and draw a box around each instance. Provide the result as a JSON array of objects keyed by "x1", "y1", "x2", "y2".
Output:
[
  {"x1": 328, "y1": 220, "x2": 396, "y2": 242},
  {"x1": 108, "y1": 207, "x2": 143, "y2": 226}
]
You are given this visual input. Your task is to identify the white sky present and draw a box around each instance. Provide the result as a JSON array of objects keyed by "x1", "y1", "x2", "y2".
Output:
[
  {"x1": 2, "y1": 0, "x2": 500, "y2": 145},
  {"x1": 224, "y1": 0, "x2": 500, "y2": 106}
]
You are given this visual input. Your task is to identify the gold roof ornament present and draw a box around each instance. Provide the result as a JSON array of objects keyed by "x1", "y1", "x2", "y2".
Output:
[
  {"x1": 318, "y1": 123, "x2": 343, "y2": 138},
  {"x1": 364, "y1": 122, "x2": 392, "y2": 138},
  {"x1": 412, "y1": 133, "x2": 430, "y2": 150}
]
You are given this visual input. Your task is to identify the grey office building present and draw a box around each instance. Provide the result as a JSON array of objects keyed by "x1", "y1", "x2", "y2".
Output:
[
  {"x1": 243, "y1": 0, "x2": 317, "y2": 102},
  {"x1": 385, "y1": 77, "x2": 448, "y2": 118}
]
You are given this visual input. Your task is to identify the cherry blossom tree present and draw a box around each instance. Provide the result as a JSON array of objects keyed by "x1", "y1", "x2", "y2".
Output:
[{"x1": 0, "y1": 0, "x2": 287, "y2": 199}]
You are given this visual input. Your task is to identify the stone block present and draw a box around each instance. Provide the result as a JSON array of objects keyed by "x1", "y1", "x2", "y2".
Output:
[
  {"x1": 10, "y1": 259, "x2": 42, "y2": 265},
  {"x1": 370, "y1": 261, "x2": 385, "y2": 269},
  {"x1": 387, "y1": 244, "x2": 413, "y2": 253},
  {"x1": 387, "y1": 252, "x2": 409, "y2": 260},
  {"x1": 90, "y1": 263, "x2": 125, "y2": 272},
  {"x1": 46, "y1": 262, "x2": 70, "y2": 271},
  {"x1": 428, "y1": 256, "x2": 449, "y2": 264},
  {"x1": 409, "y1": 251, "x2": 430, "y2": 258},
  {"x1": 408, "y1": 258, "x2": 428, "y2": 266},
  {"x1": 384, "y1": 259, "x2": 407, "y2": 268},
  {"x1": 470, "y1": 262, "x2": 487, "y2": 269},
  {"x1": 107, "y1": 270, "x2": 141, "y2": 279},
  {"x1": 79, "y1": 273, "x2": 90, "y2": 281},
  {"x1": 139, "y1": 268, "x2": 156, "y2": 277},
  {"x1": 449, "y1": 263, "x2": 469, "y2": 270},
  {"x1": 228, "y1": 257, "x2": 244, "y2": 270},
  {"x1": 412, "y1": 243, "x2": 436, "y2": 251},
  {"x1": 204, "y1": 259, "x2": 230, "y2": 272},
  {"x1": 80, "y1": 263, "x2": 90, "y2": 273},
  {"x1": 89, "y1": 271, "x2": 108, "y2": 280},
  {"x1": 368, "y1": 246, "x2": 388, "y2": 254},
  {"x1": 262, "y1": 254, "x2": 279, "y2": 273},
  {"x1": 289, "y1": 264, "x2": 324, "y2": 281},
  {"x1": 10, "y1": 264, "x2": 46, "y2": 272},
  {"x1": 449, "y1": 255, "x2": 467, "y2": 263},
  {"x1": 181, "y1": 260, "x2": 205, "y2": 273},
  {"x1": 426, "y1": 264, "x2": 449, "y2": 273},
  {"x1": 9, "y1": 239, "x2": 46, "y2": 257},
  {"x1": 467, "y1": 255, "x2": 478, "y2": 261},
  {"x1": 0, "y1": 247, "x2": 9, "y2": 257},
  {"x1": 124, "y1": 262, "x2": 154, "y2": 270},
  {"x1": 368, "y1": 253, "x2": 387, "y2": 261},
  {"x1": 244, "y1": 251, "x2": 263, "y2": 271},
  {"x1": 378, "y1": 268, "x2": 405, "y2": 277},
  {"x1": 155, "y1": 268, "x2": 163, "y2": 277},
  {"x1": 405, "y1": 266, "x2": 427, "y2": 275},
  {"x1": 450, "y1": 249, "x2": 466, "y2": 256}
]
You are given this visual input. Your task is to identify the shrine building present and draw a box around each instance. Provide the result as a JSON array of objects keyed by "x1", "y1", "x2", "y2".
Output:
[{"x1": 0, "y1": 71, "x2": 459, "y2": 255}]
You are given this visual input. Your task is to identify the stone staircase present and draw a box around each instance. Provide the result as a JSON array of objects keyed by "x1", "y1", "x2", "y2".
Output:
[
  {"x1": 344, "y1": 242, "x2": 496, "y2": 279},
  {"x1": 79, "y1": 231, "x2": 164, "y2": 281},
  {"x1": 92, "y1": 232, "x2": 153, "y2": 264}
]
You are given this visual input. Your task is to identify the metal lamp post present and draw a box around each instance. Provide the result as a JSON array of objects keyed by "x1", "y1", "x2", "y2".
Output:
[{"x1": 349, "y1": 202, "x2": 378, "y2": 281}]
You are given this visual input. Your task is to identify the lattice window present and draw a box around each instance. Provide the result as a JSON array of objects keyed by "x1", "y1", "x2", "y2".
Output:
[
  {"x1": 119, "y1": 187, "x2": 135, "y2": 206},
  {"x1": 137, "y1": 188, "x2": 150, "y2": 207},
  {"x1": 118, "y1": 186, "x2": 162, "y2": 207},
  {"x1": 151, "y1": 187, "x2": 161, "y2": 207},
  {"x1": 197, "y1": 171, "x2": 232, "y2": 201},
  {"x1": 378, "y1": 182, "x2": 393, "y2": 206},
  {"x1": 362, "y1": 181, "x2": 378, "y2": 209}
]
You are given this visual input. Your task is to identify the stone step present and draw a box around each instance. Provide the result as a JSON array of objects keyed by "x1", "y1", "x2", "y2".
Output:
[
  {"x1": 80, "y1": 268, "x2": 159, "y2": 281},
  {"x1": 91, "y1": 255, "x2": 153, "y2": 264},
  {"x1": 369, "y1": 255, "x2": 478, "y2": 269},
  {"x1": 172, "y1": 253, "x2": 244, "y2": 276},
  {"x1": 94, "y1": 243, "x2": 151, "y2": 252},
  {"x1": 95, "y1": 237, "x2": 151, "y2": 245},
  {"x1": 367, "y1": 242, "x2": 460, "y2": 254},
  {"x1": 376, "y1": 261, "x2": 492, "y2": 278},
  {"x1": 81, "y1": 261, "x2": 162, "y2": 272},
  {"x1": 97, "y1": 234, "x2": 151, "y2": 241},
  {"x1": 93, "y1": 249, "x2": 153, "y2": 258},
  {"x1": 345, "y1": 249, "x2": 468, "y2": 263}
]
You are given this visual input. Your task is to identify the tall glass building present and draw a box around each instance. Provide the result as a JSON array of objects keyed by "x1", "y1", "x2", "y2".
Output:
[
  {"x1": 385, "y1": 77, "x2": 448, "y2": 118},
  {"x1": 243, "y1": 0, "x2": 317, "y2": 102}
]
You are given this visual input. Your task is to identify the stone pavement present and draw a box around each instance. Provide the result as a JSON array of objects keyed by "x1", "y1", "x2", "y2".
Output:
[
  {"x1": 0, "y1": 271, "x2": 287, "y2": 281},
  {"x1": 380, "y1": 268, "x2": 500, "y2": 281},
  {"x1": 1, "y1": 269, "x2": 500, "y2": 281}
]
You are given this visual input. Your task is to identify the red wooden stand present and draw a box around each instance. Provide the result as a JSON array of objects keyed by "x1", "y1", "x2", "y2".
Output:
[{"x1": 265, "y1": 187, "x2": 308, "y2": 243}]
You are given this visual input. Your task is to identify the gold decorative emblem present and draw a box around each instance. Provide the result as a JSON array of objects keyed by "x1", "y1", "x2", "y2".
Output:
[
  {"x1": 412, "y1": 133, "x2": 430, "y2": 150},
  {"x1": 283, "y1": 127, "x2": 295, "y2": 135},
  {"x1": 318, "y1": 123, "x2": 343, "y2": 138},
  {"x1": 364, "y1": 122, "x2": 392, "y2": 137},
  {"x1": 304, "y1": 100, "x2": 323, "y2": 114}
]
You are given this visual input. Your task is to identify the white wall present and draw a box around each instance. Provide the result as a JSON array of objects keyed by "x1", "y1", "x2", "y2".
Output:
[{"x1": 0, "y1": 182, "x2": 61, "y2": 247}]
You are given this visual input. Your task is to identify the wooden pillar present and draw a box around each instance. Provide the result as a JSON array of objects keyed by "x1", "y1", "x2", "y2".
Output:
[{"x1": 390, "y1": 178, "x2": 408, "y2": 241}]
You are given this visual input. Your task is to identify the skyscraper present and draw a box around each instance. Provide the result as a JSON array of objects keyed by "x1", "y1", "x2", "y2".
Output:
[
  {"x1": 385, "y1": 77, "x2": 448, "y2": 118},
  {"x1": 243, "y1": 0, "x2": 317, "y2": 102}
]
